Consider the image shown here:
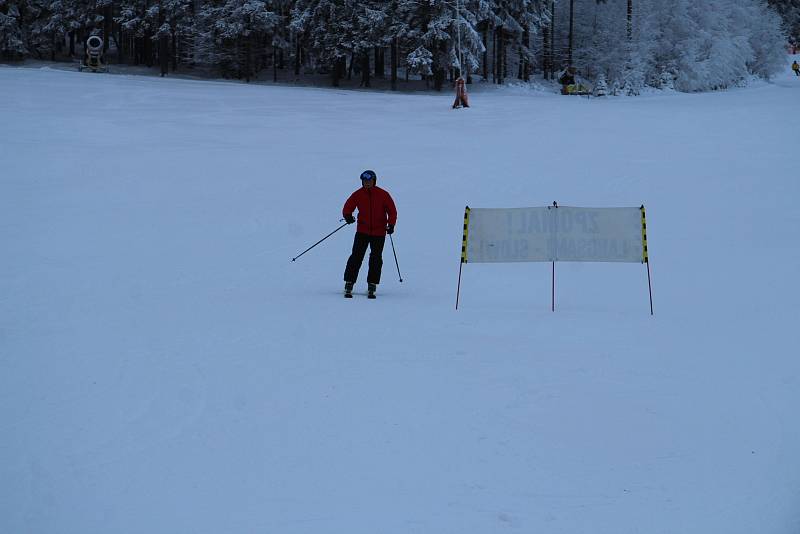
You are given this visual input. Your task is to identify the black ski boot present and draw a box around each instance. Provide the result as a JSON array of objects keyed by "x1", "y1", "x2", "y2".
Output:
[
  {"x1": 344, "y1": 281, "x2": 354, "y2": 298},
  {"x1": 367, "y1": 283, "x2": 377, "y2": 299}
]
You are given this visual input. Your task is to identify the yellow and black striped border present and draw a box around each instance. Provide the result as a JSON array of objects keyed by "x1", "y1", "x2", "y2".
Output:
[
  {"x1": 461, "y1": 206, "x2": 471, "y2": 263},
  {"x1": 640, "y1": 205, "x2": 649, "y2": 263}
]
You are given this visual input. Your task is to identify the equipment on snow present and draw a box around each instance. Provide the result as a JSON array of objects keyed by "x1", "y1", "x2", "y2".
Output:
[
  {"x1": 344, "y1": 281, "x2": 354, "y2": 298},
  {"x1": 367, "y1": 283, "x2": 377, "y2": 299},
  {"x1": 558, "y1": 67, "x2": 591, "y2": 96},
  {"x1": 79, "y1": 36, "x2": 108, "y2": 73},
  {"x1": 291, "y1": 221, "x2": 348, "y2": 262},
  {"x1": 389, "y1": 233, "x2": 403, "y2": 283}
]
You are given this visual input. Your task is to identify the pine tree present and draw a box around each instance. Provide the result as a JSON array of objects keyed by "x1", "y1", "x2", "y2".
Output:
[
  {"x1": 592, "y1": 70, "x2": 607, "y2": 95},
  {"x1": 0, "y1": 0, "x2": 28, "y2": 59},
  {"x1": 195, "y1": 0, "x2": 279, "y2": 80},
  {"x1": 767, "y1": 0, "x2": 799, "y2": 45}
]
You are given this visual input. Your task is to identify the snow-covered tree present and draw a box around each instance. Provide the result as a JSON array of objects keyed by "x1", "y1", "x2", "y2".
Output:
[
  {"x1": 572, "y1": 0, "x2": 785, "y2": 93},
  {"x1": 767, "y1": 0, "x2": 800, "y2": 45},
  {"x1": 4, "y1": 0, "x2": 787, "y2": 94},
  {"x1": 195, "y1": 0, "x2": 280, "y2": 79},
  {"x1": 592, "y1": 69, "x2": 607, "y2": 95},
  {"x1": 0, "y1": 0, "x2": 28, "y2": 59}
]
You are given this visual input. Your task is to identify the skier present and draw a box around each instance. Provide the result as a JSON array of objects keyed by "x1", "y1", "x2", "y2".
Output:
[
  {"x1": 792, "y1": 60, "x2": 800, "y2": 77},
  {"x1": 453, "y1": 76, "x2": 470, "y2": 109},
  {"x1": 342, "y1": 170, "x2": 398, "y2": 299}
]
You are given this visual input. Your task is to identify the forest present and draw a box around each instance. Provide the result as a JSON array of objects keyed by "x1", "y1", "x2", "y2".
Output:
[{"x1": 1, "y1": 0, "x2": 797, "y2": 93}]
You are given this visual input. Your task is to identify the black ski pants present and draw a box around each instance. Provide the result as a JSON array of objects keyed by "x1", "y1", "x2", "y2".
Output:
[{"x1": 344, "y1": 232, "x2": 385, "y2": 285}]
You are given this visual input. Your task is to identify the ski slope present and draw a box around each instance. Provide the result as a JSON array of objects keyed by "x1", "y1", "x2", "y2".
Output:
[{"x1": 1, "y1": 61, "x2": 799, "y2": 534}]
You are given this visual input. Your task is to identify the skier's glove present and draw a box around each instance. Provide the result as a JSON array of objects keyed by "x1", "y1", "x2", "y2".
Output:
[
  {"x1": 386, "y1": 224, "x2": 394, "y2": 235},
  {"x1": 345, "y1": 214, "x2": 355, "y2": 224}
]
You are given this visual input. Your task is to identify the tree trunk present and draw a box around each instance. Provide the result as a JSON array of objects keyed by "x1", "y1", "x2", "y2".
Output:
[
  {"x1": 332, "y1": 56, "x2": 342, "y2": 87},
  {"x1": 160, "y1": 35, "x2": 169, "y2": 76},
  {"x1": 171, "y1": 29, "x2": 177, "y2": 71},
  {"x1": 361, "y1": 51, "x2": 371, "y2": 87},
  {"x1": 69, "y1": 31, "x2": 75, "y2": 57},
  {"x1": 482, "y1": 26, "x2": 488, "y2": 81},
  {"x1": 568, "y1": 0, "x2": 574, "y2": 67},
  {"x1": 347, "y1": 52, "x2": 355, "y2": 80},
  {"x1": 627, "y1": 0, "x2": 633, "y2": 40},
  {"x1": 374, "y1": 47, "x2": 384, "y2": 78},
  {"x1": 245, "y1": 36, "x2": 252, "y2": 82},
  {"x1": 495, "y1": 28, "x2": 504, "y2": 84},
  {"x1": 501, "y1": 29, "x2": 506, "y2": 83},
  {"x1": 103, "y1": 3, "x2": 112, "y2": 53},
  {"x1": 523, "y1": 26, "x2": 530, "y2": 81},
  {"x1": 549, "y1": 0, "x2": 555, "y2": 78},
  {"x1": 117, "y1": 25, "x2": 125, "y2": 64},
  {"x1": 294, "y1": 39, "x2": 301, "y2": 76},
  {"x1": 433, "y1": 68, "x2": 444, "y2": 91},
  {"x1": 273, "y1": 46, "x2": 278, "y2": 82},
  {"x1": 144, "y1": 33, "x2": 153, "y2": 67},
  {"x1": 492, "y1": 28, "x2": 497, "y2": 83},
  {"x1": 158, "y1": 5, "x2": 168, "y2": 77},
  {"x1": 433, "y1": 41, "x2": 446, "y2": 90},
  {"x1": 390, "y1": 37, "x2": 398, "y2": 90}
]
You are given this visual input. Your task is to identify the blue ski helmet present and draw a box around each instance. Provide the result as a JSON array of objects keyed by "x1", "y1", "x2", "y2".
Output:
[{"x1": 360, "y1": 170, "x2": 377, "y2": 182}]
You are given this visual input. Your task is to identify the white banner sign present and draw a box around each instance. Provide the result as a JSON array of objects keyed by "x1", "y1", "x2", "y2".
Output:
[{"x1": 464, "y1": 206, "x2": 645, "y2": 263}]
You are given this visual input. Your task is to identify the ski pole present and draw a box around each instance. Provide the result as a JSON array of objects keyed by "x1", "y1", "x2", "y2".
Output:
[
  {"x1": 291, "y1": 222, "x2": 348, "y2": 262},
  {"x1": 389, "y1": 233, "x2": 403, "y2": 282}
]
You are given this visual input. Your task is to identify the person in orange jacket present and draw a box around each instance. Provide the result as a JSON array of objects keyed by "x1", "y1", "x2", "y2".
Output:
[
  {"x1": 453, "y1": 76, "x2": 470, "y2": 109},
  {"x1": 342, "y1": 170, "x2": 398, "y2": 298},
  {"x1": 793, "y1": 60, "x2": 800, "y2": 77}
]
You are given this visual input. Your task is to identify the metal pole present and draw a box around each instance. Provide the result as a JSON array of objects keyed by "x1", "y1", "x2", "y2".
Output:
[
  {"x1": 456, "y1": 261, "x2": 464, "y2": 310},
  {"x1": 646, "y1": 260, "x2": 653, "y2": 315},
  {"x1": 640, "y1": 204, "x2": 652, "y2": 316},
  {"x1": 456, "y1": 0, "x2": 462, "y2": 76},
  {"x1": 389, "y1": 233, "x2": 403, "y2": 282},
  {"x1": 551, "y1": 200, "x2": 558, "y2": 312},
  {"x1": 291, "y1": 222, "x2": 348, "y2": 262}
]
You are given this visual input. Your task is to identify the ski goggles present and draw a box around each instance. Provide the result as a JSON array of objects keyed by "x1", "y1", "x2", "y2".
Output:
[{"x1": 360, "y1": 171, "x2": 376, "y2": 181}]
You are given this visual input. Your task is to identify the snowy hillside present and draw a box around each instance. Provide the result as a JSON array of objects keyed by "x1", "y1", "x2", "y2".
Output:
[{"x1": 1, "y1": 62, "x2": 799, "y2": 534}]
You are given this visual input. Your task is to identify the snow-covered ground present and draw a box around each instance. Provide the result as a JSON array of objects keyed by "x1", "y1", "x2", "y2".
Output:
[{"x1": 1, "y1": 60, "x2": 799, "y2": 534}]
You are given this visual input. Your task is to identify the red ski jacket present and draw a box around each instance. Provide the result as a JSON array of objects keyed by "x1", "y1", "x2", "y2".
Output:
[{"x1": 343, "y1": 186, "x2": 397, "y2": 237}]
